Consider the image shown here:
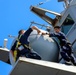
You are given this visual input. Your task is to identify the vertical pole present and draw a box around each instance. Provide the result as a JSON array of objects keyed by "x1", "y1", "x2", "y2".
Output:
[{"x1": 4, "y1": 39, "x2": 8, "y2": 48}]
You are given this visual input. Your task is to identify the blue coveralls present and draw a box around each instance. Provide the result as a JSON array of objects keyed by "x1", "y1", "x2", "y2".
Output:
[
  {"x1": 49, "y1": 32, "x2": 75, "y2": 64},
  {"x1": 11, "y1": 28, "x2": 41, "y2": 61}
]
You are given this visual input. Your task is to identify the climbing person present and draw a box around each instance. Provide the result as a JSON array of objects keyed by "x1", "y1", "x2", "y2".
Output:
[{"x1": 10, "y1": 26, "x2": 41, "y2": 62}]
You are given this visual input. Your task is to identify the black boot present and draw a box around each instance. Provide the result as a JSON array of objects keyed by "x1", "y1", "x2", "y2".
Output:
[{"x1": 70, "y1": 56, "x2": 76, "y2": 66}]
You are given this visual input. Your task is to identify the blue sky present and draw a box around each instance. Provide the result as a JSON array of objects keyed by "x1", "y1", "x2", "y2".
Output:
[{"x1": 0, "y1": 0, "x2": 64, "y2": 75}]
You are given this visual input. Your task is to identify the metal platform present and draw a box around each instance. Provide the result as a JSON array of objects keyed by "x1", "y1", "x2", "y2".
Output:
[
  {"x1": 0, "y1": 48, "x2": 9, "y2": 62},
  {"x1": 10, "y1": 57, "x2": 76, "y2": 75}
]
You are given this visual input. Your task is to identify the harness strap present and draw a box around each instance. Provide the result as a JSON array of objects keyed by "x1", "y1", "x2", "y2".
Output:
[
  {"x1": 24, "y1": 44, "x2": 31, "y2": 50},
  {"x1": 13, "y1": 34, "x2": 31, "y2": 62},
  {"x1": 13, "y1": 50, "x2": 17, "y2": 62},
  {"x1": 13, "y1": 41, "x2": 21, "y2": 62},
  {"x1": 13, "y1": 35, "x2": 22, "y2": 62}
]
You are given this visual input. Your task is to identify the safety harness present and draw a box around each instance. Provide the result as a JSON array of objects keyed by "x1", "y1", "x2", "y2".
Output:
[
  {"x1": 13, "y1": 35, "x2": 21, "y2": 62},
  {"x1": 13, "y1": 35, "x2": 31, "y2": 62}
]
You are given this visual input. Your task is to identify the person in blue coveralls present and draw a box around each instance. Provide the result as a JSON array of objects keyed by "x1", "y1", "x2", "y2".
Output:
[
  {"x1": 10, "y1": 26, "x2": 41, "y2": 62},
  {"x1": 42, "y1": 26, "x2": 76, "y2": 65}
]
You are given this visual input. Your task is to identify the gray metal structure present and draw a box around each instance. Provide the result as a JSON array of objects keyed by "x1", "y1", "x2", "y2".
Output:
[
  {"x1": 31, "y1": 0, "x2": 76, "y2": 57},
  {"x1": 9, "y1": 57, "x2": 76, "y2": 75},
  {"x1": 0, "y1": 0, "x2": 76, "y2": 75},
  {"x1": 0, "y1": 48, "x2": 9, "y2": 62}
]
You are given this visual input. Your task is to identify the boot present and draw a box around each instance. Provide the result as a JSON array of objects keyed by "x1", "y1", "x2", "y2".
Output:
[{"x1": 70, "y1": 56, "x2": 76, "y2": 66}]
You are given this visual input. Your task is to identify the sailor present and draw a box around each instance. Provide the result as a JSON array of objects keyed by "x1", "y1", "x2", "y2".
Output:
[
  {"x1": 42, "y1": 26, "x2": 76, "y2": 65},
  {"x1": 10, "y1": 26, "x2": 41, "y2": 62}
]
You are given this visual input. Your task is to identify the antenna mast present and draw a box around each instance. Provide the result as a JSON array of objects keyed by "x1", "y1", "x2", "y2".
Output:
[
  {"x1": 58, "y1": 0, "x2": 71, "y2": 8},
  {"x1": 3, "y1": 39, "x2": 8, "y2": 48}
]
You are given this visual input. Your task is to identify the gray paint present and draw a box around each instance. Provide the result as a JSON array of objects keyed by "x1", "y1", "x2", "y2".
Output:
[
  {"x1": 29, "y1": 30, "x2": 60, "y2": 62},
  {"x1": 0, "y1": 48, "x2": 9, "y2": 63},
  {"x1": 10, "y1": 57, "x2": 76, "y2": 75}
]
